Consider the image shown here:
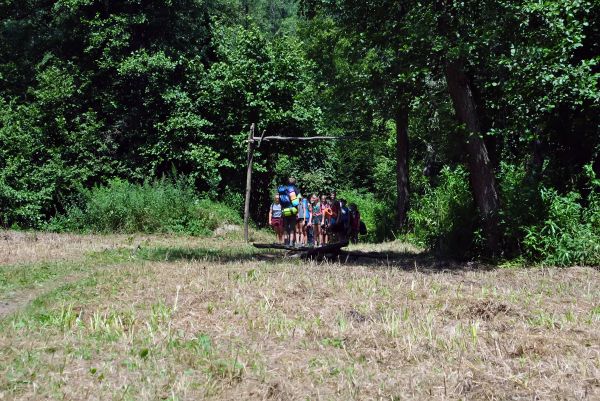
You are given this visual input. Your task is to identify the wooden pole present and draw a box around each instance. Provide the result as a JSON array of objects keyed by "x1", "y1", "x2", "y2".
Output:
[{"x1": 243, "y1": 123, "x2": 255, "y2": 242}]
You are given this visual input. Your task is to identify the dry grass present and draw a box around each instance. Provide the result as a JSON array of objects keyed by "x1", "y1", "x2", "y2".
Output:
[
  {"x1": 0, "y1": 232, "x2": 599, "y2": 400},
  {"x1": 0, "y1": 229, "x2": 271, "y2": 266},
  {"x1": 346, "y1": 239, "x2": 423, "y2": 254}
]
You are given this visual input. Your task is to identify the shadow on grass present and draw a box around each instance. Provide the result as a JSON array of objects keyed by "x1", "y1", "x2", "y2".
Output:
[
  {"x1": 335, "y1": 250, "x2": 493, "y2": 272},
  {"x1": 128, "y1": 245, "x2": 491, "y2": 271},
  {"x1": 135, "y1": 246, "x2": 282, "y2": 263}
]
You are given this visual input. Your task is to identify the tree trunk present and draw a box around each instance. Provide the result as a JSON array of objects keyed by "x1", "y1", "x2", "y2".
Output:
[
  {"x1": 395, "y1": 106, "x2": 410, "y2": 229},
  {"x1": 444, "y1": 60, "x2": 500, "y2": 255}
]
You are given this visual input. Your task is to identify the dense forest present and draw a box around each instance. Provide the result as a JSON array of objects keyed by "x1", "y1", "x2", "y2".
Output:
[{"x1": 1, "y1": 0, "x2": 599, "y2": 264}]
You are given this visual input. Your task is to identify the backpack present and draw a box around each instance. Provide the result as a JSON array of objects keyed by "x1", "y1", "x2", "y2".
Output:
[
  {"x1": 287, "y1": 185, "x2": 300, "y2": 207},
  {"x1": 340, "y1": 206, "x2": 349, "y2": 225},
  {"x1": 278, "y1": 185, "x2": 291, "y2": 207},
  {"x1": 283, "y1": 207, "x2": 298, "y2": 217},
  {"x1": 279, "y1": 194, "x2": 291, "y2": 207},
  {"x1": 359, "y1": 221, "x2": 367, "y2": 235}
]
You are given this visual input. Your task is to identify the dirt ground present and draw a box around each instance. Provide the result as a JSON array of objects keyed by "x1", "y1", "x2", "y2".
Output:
[{"x1": 1, "y1": 230, "x2": 599, "y2": 400}]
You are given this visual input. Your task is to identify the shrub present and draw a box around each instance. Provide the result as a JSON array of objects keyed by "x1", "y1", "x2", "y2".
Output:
[
  {"x1": 338, "y1": 189, "x2": 393, "y2": 242},
  {"x1": 47, "y1": 178, "x2": 241, "y2": 235},
  {"x1": 523, "y1": 167, "x2": 600, "y2": 266},
  {"x1": 497, "y1": 162, "x2": 545, "y2": 256},
  {"x1": 406, "y1": 166, "x2": 477, "y2": 258},
  {"x1": 219, "y1": 186, "x2": 245, "y2": 217}
]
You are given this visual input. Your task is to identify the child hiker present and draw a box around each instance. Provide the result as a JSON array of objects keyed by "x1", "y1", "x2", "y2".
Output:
[
  {"x1": 310, "y1": 194, "x2": 322, "y2": 246},
  {"x1": 348, "y1": 203, "x2": 361, "y2": 244},
  {"x1": 297, "y1": 194, "x2": 311, "y2": 246},
  {"x1": 268, "y1": 194, "x2": 284, "y2": 243},
  {"x1": 321, "y1": 196, "x2": 332, "y2": 245},
  {"x1": 279, "y1": 177, "x2": 300, "y2": 246},
  {"x1": 337, "y1": 198, "x2": 350, "y2": 243}
]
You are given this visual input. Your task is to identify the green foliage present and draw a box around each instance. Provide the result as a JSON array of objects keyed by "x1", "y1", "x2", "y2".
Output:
[
  {"x1": 337, "y1": 189, "x2": 392, "y2": 243},
  {"x1": 1, "y1": 0, "x2": 599, "y2": 265},
  {"x1": 48, "y1": 179, "x2": 241, "y2": 236},
  {"x1": 0, "y1": 1, "x2": 325, "y2": 229},
  {"x1": 497, "y1": 162, "x2": 545, "y2": 255},
  {"x1": 407, "y1": 166, "x2": 477, "y2": 258},
  {"x1": 523, "y1": 167, "x2": 600, "y2": 266}
]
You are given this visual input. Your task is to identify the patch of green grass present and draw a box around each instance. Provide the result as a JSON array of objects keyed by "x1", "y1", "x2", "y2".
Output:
[
  {"x1": 321, "y1": 337, "x2": 345, "y2": 349},
  {"x1": 1, "y1": 243, "x2": 263, "y2": 299},
  {"x1": 136, "y1": 245, "x2": 259, "y2": 263},
  {"x1": 591, "y1": 306, "x2": 600, "y2": 322},
  {"x1": 0, "y1": 261, "x2": 86, "y2": 297},
  {"x1": 527, "y1": 310, "x2": 561, "y2": 329},
  {"x1": 1, "y1": 264, "x2": 238, "y2": 398},
  {"x1": 0, "y1": 249, "x2": 132, "y2": 297}
]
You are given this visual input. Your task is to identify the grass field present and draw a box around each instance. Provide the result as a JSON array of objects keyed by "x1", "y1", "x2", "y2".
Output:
[{"x1": 1, "y1": 230, "x2": 599, "y2": 400}]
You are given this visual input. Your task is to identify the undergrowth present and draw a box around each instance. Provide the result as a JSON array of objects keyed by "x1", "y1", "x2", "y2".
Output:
[
  {"x1": 406, "y1": 166, "x2": 477, "y2": 259},
  {"x1": 46, "y1": 178, "x2": 241, "y2": 235},
  {"x1": 523, "y1": 165, "x2": 600, "y2": 266}
]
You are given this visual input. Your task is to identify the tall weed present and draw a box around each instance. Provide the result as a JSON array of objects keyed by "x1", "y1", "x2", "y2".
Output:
[
  {"x1": 497, "y1": 162, "x2": 545, "y2": 256},
  {"x1": 337, "y1": 189, "x2": 393, "y2": 242},
  {"x1": 523, "y1": 166, "x2": 600, "y2": 266},
  {"x1": 406, "y1": 166, "x2": 477, "y2": 258},
  {"x1": 48, "y1": 178, "x2": 241, "y2": 235}
]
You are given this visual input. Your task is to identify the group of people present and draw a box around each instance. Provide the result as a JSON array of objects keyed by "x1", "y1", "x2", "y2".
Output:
[{"x1": 268, "y1": 177, "x2": 364, "y2": 247}]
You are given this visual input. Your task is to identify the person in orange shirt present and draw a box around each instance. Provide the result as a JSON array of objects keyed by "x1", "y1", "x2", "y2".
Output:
[{"x1": 321, "y1": 196, "x2": 332, "y2": 245}]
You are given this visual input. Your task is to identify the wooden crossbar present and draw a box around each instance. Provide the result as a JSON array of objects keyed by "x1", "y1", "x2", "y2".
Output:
[
  {"x1": 250, "y1": 135, "x2": 354, "y2": 142},
  {"x1": 242, "y1": 125, "x2": 357, "y2": 242}
]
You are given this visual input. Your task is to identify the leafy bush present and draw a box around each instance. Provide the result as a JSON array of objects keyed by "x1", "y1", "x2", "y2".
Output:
[
  {"x1": 497, "y1": 162, "x2": 545, "y2": 256},
  {"x1": 406, "y1": 166, "x2": 477, "y2": 258},
  {"x1": 220, "y1": 186, "x2": 245, "y2": 217},
  {"x1": 48, "y1": 179, "x2": 241, "y2": 235},
  {"x1": 523, "y1": 167, "x2": 600, "y2": 266},
  {"x1": 337, "y1": 189, "x2": 393, "y2": 242}
]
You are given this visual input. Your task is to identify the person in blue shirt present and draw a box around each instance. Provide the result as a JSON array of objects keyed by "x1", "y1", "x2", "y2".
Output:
[
  {"x1": 296, "y1": 193, "x2": 313, "y2": 246},
  {"x1": 296, "y1": 193, "x2": 311, "y2": 246}
]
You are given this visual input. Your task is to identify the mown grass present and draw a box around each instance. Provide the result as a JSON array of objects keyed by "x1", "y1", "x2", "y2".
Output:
[
  {"x1": 0, "y1": 231, "x2": 599, "y2": 400},
  {"x1": 0, "y1": 229, "x2": 271, "y2": 297}
]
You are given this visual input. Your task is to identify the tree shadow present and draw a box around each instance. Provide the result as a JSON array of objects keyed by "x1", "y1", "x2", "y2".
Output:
[
  {"x1": 135, "y1": 246, "x2": 283, "y2": 263},
  {"x1": 134, "y1": 245, "x2": 493, "y2": 272},
  {"x1": 331, "y1": 250, "x2": 494, "y2": 272}
]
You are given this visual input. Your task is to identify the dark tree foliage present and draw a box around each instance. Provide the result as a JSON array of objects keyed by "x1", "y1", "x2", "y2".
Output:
[
  {"x1": 1, "y1": 0, "x2": 599, "y2": 263},
  {"x1": 1, "y1": 0, "x2": 322, "y2": 227}
]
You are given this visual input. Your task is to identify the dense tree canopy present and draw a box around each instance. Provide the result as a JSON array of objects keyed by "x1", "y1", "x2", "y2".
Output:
[{"x1": 1, "y1": 0, "x2": 598, "y2": 262}]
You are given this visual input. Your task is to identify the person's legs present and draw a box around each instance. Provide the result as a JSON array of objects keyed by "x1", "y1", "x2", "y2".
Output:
[
  {"x1": 284, "y1": 217, "x2": 294, "y2": 245},
  {"x1": 339, "y1": 224, "x2": 347, "y2": 243},
  {"x1": 329, "y1": 218, "x2": 337, "y2": 243},
  {"x1": 276, "y1": 222, "x2": 284, "y2": 243},
  {"x1": 313, "y1": 224, "x2": 320, "y2": 246},
  {"x1": 302, "y1": 222, "x2": 308, "y2": 245},
  {"x1": 291, "y1": 218, "x2": 297, "y2": 245},
  {"x1": 349, "y1": 230, "x2": 357, "y2": 244},
  {"x1": 296, "y1": 219, "x2": 304, "y2": 245},
  {"x1": 271, "y1": 219, "x2": 278, "y2": 243}
]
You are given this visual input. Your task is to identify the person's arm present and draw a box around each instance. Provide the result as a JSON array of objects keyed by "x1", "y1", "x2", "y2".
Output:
[{"x1": 268, "y1": 206, "x2": 272, "y2": 225}]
